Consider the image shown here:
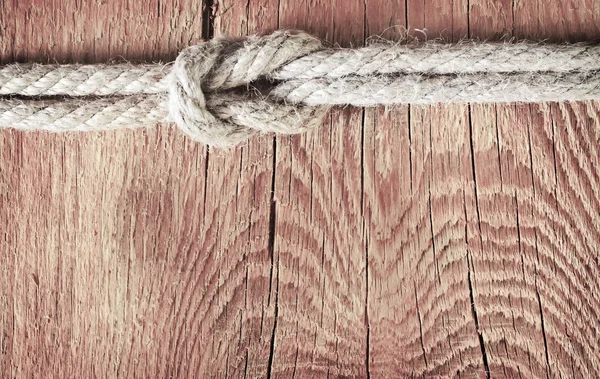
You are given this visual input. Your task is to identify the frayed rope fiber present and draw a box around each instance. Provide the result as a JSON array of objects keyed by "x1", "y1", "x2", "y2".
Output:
[{"x1": 2, "y1": 30, "x2": 600, "y2": 147}]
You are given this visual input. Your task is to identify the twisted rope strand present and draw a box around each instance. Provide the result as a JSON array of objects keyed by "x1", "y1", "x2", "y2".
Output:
[
  {"x1": 0, "y1": 94, "x2": 328, "y2": 147},
  {"x1": 271, "y1": 42, "x2": 600, "y2": 80},
  {"x1": 0, "y1": 96, "x2": 167, "y2": 131},
  {"x1": 272, "y1": 70, "x2": 600, "y2": 106},
  {"x1": 4, "y1": 42, "x2": 600, "y2": 97},
  {"x1": 1, "y1": 30, "x2": 599, "y2": 147},
  {"x1": 0, "y1": 64, "x2": 171, "y2": 97}
]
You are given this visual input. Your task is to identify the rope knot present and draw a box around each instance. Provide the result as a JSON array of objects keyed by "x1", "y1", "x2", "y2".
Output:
[{"x1": 168, "y1": 30, "x2": 328, "y2": 148}]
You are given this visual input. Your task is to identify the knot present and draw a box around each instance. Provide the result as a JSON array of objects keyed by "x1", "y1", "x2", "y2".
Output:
[{"x1": 168, "y1": 30, "x2": 329, "y2": 148}]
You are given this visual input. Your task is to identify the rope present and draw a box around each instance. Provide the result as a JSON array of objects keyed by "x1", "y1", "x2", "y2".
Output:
[
  {"x1": 0, "y1": 96, "x2": 165, "y2": 131},
  {"x1": 0, "y1": 64, "x2": 171, "y2": 96},
  {"x1": 273, "y1": 71, "x2": 600, "y2": 106},
  {"x1": 1, "y1": 30, "x2": 599, "y2": 147}
]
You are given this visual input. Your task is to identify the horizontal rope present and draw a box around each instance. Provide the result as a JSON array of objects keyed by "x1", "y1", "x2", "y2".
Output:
[
  {"x1": 272, "y1": 42, "x2": 600, "y2": 79},
  {"x1": 0, "y1": 96, "x2": 167, "y2": 131},
  {"x1": 4, "y1": 42, "x2": 600, "y2": 97},
  {"x1": 0, "y1": 64, "x2": 171, "y2": 97},
  {"x1": 1, "y1": 30, "x2": 599, "y2": 147},
  {"x1": 0, "y1": 94, "x2": 328, "y2": 148},
  {"x1": 272, "y1": 71, "x2": 600, "y2": 106}
]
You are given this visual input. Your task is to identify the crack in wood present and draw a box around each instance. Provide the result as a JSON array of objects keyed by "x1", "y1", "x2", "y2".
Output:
[
  {"x1": 266, "y1": 137, "x2": 279, "y2": 379},
  {"x1": 202, "y1": 0, "x2": 215, "y2": 40},
  {"x1": 467, "y1": 104, "x2": 491, "y2": 379}
]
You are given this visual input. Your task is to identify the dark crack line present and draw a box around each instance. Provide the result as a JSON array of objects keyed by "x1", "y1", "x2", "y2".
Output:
[
  {"x1": 408, "y1": 106, "x2": 413, "y2": 195},
  {"x1": 266, "y1": 138, "x2": 279, "y2": 379},
  {"x1": 467, "y1": 104, "x2": 490, "y2": 379},
  {"x1": 467, "y1": 255, "x2": 490, "y2": 379},
  {"x1": 415, "y1": 283, "x2": 428, "y2": 368},
  {"x1": 361, "y1": 105, "x2": 371, "y2": 379},
  {"x1": 536, "y1": 282, "x2": 551, "y2": 379},
  {"x1": 201, "y1": 0, "x2": 215, "y2": 40}
]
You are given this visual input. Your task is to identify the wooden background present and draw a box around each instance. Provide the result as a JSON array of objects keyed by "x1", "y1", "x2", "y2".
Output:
[{"x1": 1, "y1": 0, "x2": 600, "y2": 377}]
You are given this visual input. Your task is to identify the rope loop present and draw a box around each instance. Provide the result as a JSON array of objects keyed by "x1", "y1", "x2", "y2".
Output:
[{"x1": 168, "y1": 30, "x2": 325, "y2": 147}]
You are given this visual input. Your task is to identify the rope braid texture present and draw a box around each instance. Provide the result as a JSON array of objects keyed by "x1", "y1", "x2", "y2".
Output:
[{"x1": 2, "y1": 30, "x2": 600, "y2": 147}]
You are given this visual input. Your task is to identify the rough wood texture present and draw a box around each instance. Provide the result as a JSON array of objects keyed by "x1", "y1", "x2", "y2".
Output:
[{"x1": 1, "y1": 0, "x2": 600, "y2": 378}]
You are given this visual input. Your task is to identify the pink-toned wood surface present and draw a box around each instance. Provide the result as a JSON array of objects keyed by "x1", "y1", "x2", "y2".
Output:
[{"x1": 1, "y1": 0, "x2": 600, "y2": 377}]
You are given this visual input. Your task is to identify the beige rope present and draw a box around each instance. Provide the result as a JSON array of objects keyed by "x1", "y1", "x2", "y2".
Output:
[
  {"x1": 273, "y1": 71, "x2": 600, "y2": 106},
  {"x1": 0, "y1": 64, "x2": 171, "y2": 96},
  {"x1": 1, "y1": 30, "x2": 599, "y2": 147}
]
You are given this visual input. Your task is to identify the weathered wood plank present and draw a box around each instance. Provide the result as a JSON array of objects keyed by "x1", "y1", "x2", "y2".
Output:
[
  {"x1": 0, "y1": 0, "x2": 203, "y2": 63},
  {"x1": 1, "y1": 0, "x2": 600, "y2": 378},
  {"x1": 202, "y1": 1, "x2": 279, "y2": 377},
  {"x1": 514, "y1": 0, "x2": 600, "y2": 42},
  {"x1": 0, "y1": 1, "x2": 208, "y2": 378},
  {"x1": 364, "y1": 2, "x2": 488, "y2": 377},
  {"x1": 274, "y1": 1, "x2": 368, "y2": 377},
  {"x1": 466, "y1": 2, "x2": 600, "y2": 377}
]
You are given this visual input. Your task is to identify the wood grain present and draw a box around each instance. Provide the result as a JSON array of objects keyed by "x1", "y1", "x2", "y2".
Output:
[{"x1": 1, "y1": 0, "x2": 600, "y2": 378}]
